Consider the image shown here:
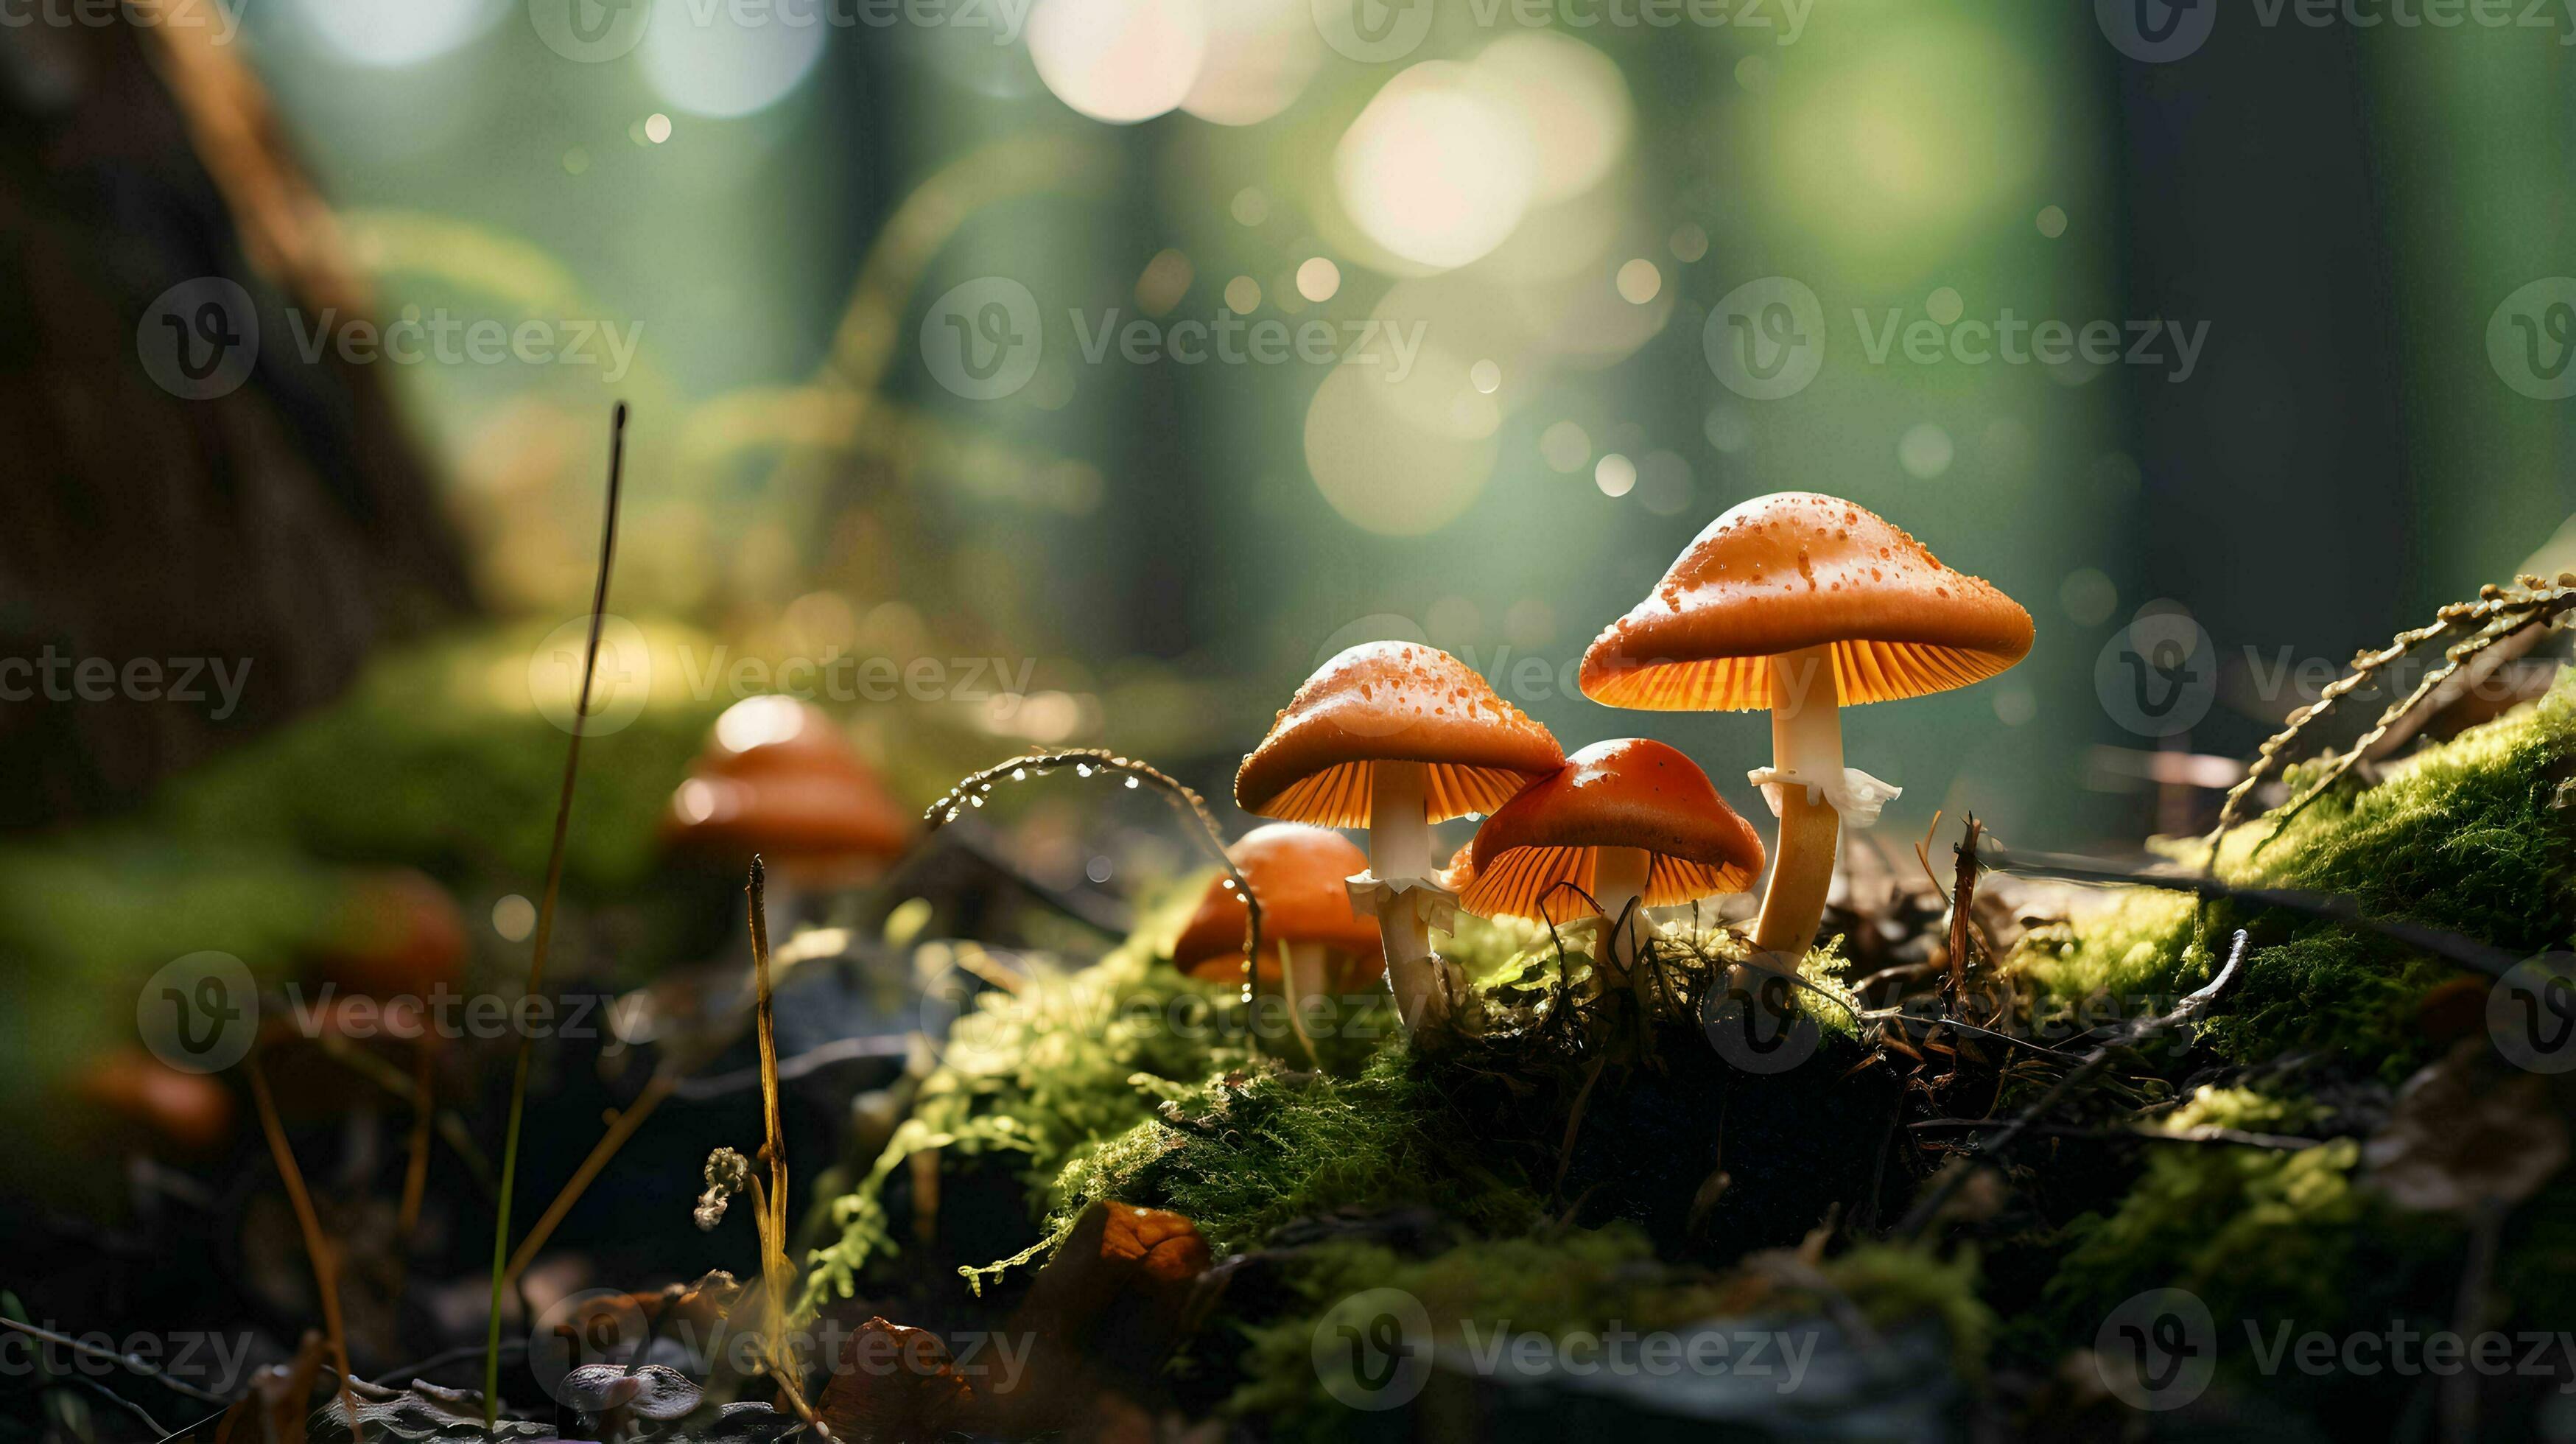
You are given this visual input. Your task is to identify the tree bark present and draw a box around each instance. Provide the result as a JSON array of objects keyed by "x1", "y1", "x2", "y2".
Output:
[{"x1": 0, "y1": 13, "x2": 472, "y2": 827}]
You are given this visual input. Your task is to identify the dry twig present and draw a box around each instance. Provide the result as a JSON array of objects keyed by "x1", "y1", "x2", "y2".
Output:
[{"x1": 483, "y1": 402, "x2": 628, "y2": 1423}]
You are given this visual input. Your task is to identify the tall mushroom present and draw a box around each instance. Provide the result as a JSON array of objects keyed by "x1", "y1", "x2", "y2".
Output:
[
  {"x1": 1456, "y1": 739, "x2": 1763, "y2": 975},
  {"x1": 1236, "y1": 642, "x2": 1563, "y2": 1030},
  {"x1": 1580, "y1": 493, "x2": 2031, "y2": 972},
  {"x1": 1171, "y1": 823, "x2": 1385, "y2": 998}
]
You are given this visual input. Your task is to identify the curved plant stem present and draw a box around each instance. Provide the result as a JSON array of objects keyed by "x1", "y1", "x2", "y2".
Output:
[
  {"x1": 483, "y1": 402, "x2": 627, "y2": 1425},
  {"x1": 2203, "y1": 578, "x2": 2574, "y2": 864},
  {"x1": 925, "y1": 749, "x2": 1263, "y2": 1007}
]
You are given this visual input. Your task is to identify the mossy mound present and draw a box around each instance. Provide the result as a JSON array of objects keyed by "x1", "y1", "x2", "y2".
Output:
[
  {"x1": 802, "y1": 676, "x2": 2575, "y2": 1434},
  {"x1": 801, "y1": 879, "x2": 1255, "y2": 1308},
  {"x1": 2010, "y1": 672, "x2": 2576, "y2": 1080},
  {"x1": 1053, "y1": 1048, "x2": 1549, "y2": 1257}
]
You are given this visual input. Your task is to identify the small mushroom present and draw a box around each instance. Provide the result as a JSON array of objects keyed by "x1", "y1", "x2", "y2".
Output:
[
  {"x1": 74, "y1": 1045, "x2": 236, "y2": 1153},
  {"x1": 1235, "y1": 643, "x2": 1564, "y2": 1029},
  {"x1": 1172, "y1": 824, "x2": 1385, "y2": 1007},
  {"x1": 664, "y1": 696, "x2": 911, "y2": 888},
  {"x1": 1456, "y1": 739, "x2": 1764, "y2": 976},
  {"x1": 309, "y1": 869, "x2": 468, "y2": 999},
  {"x1": 1582, "y1": 493, "x2": 2031, "y2": 973}
]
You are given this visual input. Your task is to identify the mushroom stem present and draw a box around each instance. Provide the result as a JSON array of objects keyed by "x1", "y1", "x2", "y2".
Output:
[
  {"x1": 1281, "y1": 941, "x2": 1328, "y2": 1061},
  {"x1": 1750, "y1": 645, "x2": 1843, "y2": 969},
  {"x1": 1366, "y1": 760, "x2": 1448, "y2": 1029},
  {"x1": 1592, "y1": 844, "x2": 1652, "y2": 977}
]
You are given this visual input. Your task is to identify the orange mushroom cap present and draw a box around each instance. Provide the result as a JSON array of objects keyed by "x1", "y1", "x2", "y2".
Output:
[
  {"x1": 665, "y1": 696, "x2": 911, "y2": 869},
  {"x1": 1235, "y1": 642, "x2": 1564, "y2": 827},
  {"x1": 1173, "y1": 823, "x2": 1383, "y2": 985},
  {"x1": 77, "y1": 1047, "x2": 236, "y2": 1152},
  {"x1": 1580, "y1": 492, "x2": 2033, "y2": 712},
  {"x1": 1459, "y1": 739, "x2": 1765, "y2": 925},
  {"x1": 311, "y1": 869, "x2": 467, "y2": 998}
]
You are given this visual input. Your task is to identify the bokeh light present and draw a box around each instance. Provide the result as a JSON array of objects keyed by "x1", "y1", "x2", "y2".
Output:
[
  {"x1": 642, "y1": 0, "x2": 828, "y2": 118},
  {"x1": 1305, "y1": 365, "x2": 1498, "y2": 534},
  {"x1": 1182, "y1": 0, "x2": 1324, "y2": 125},
  {"x1": 1898, "y1": 422, "x2": 1955, "y2": 480},
  {"x1": 1539, "y1": 420, "x2": 1590, "y2": 473},
  {"x1": 1471, "y1": 34, "x2": 1632, "y2": 204},
  {"x1": 1336, "y1": 63, "x2": 1537, "y2": 271},
  {"x1": 290, "y1": 0, "x2": 504, "y2": 68},
  {"x1": 1769, "y1": 24, "x2": 2044, "y2": 270},
  {"x1": 1028, "y1": 0, "x2": 1209, "y2": 125}
]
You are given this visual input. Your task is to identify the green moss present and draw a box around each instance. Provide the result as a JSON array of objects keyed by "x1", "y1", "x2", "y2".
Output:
[
  {"x1": 161, "y1": 622, "x2": 720, "y2": 890},
  {"x1": 2041, "y1": 1086, "x2": 2372, "y2": 1333},
  {"x1": 800, "y1": 880, "x2": 1253, "y2": 1309},
  {"x1": 1818, "y1": 1243, "x2": 1993, "y2": 1374},
  {"x1": 2011, "y1": 673, "x2": 2576, "y2": 1078},
  {"x1": 1050, "y1": 1045, "x2": 1546, "y2": 1258}
]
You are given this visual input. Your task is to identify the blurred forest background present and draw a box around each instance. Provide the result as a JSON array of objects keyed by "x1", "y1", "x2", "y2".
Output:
[
  {"x1": 220, "y1": 0, "x2": 2575, "y2": 845},
  {"x1": 4, "y1": 0, "x2": 2576, "y2": 1126}
]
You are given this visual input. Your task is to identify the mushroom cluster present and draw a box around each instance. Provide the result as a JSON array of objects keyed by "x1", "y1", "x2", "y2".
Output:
[{"x1": 1224, "y1": 491, "x2": 2030, "y2": 1044}]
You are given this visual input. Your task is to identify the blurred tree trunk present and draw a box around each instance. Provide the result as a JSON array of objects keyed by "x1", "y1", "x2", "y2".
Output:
[{"x1": 0, "y1": 11, "x2": 472, "y2": 828}]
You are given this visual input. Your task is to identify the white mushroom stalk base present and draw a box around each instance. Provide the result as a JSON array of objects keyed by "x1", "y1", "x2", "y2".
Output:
[
  {"x1": 1280, "y1": 941, "x2": 1330, "y2": 1061},
  {"x1": 1747, "y1": 645, "x2": 1899, "y2": 977},
  {"x1": 1345, "y1": 760, "x2": 1461, "y2": 1031},
  {"x1": 1590, "y1": 844, "x2": 1652, "y2": 980}
]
